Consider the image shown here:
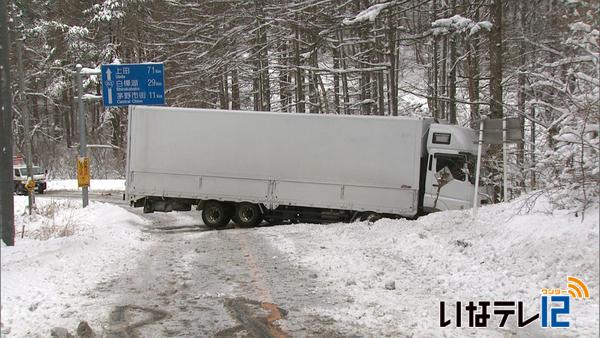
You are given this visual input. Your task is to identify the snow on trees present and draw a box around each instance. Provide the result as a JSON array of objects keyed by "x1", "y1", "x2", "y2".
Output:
[{"x1": 7, "y1": 0, "x2": 598, "y2": 209}]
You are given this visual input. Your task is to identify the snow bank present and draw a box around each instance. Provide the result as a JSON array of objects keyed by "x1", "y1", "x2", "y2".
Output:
[
  {"x1": 47, "y1": 179, "x2": 125, "y2": 192},
  {"x1": 260, "y1": 196, "x2": 599, "y2": 336},
  {"x1": 1, "y1": 197, "x2": 149, "y2": 337}
]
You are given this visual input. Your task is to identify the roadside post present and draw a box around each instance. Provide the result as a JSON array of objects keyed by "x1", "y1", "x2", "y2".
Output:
[
  {"x1": 472, "y1": 118, "x2": 485, "y2": 218},
  {"x1": 15, "y1": 33, "x2": 34, "y2": 214},
  {"x1": 74, "y1": 65, "x2": 106, "y2": 207},
  {"x1": 75, "y1": 64, "x2": 89, "y2": 207}
]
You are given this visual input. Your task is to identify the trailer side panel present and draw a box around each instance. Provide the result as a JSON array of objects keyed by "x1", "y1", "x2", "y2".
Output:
[{"x1": 127, "y1": 106, "x2": 425, "y2": 216}]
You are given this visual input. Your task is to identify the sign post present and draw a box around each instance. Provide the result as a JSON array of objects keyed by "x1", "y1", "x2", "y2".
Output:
[
  {"x1": 101, "y1": 63, "x2": 165, "y2": 107},
  {"x1": 472, "y1": 119, "x2": 485, "y2": 218},
  {"x1": 75, "y1": 64, "x2": 89, "y2": 207},
  {"x1": 472, "y1": 117, "x2": 523, "y2": 217}
]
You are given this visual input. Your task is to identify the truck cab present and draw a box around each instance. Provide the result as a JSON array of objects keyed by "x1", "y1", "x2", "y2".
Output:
[{"x1": 422, "y1": 124, "x2": 487, "y2": 212}]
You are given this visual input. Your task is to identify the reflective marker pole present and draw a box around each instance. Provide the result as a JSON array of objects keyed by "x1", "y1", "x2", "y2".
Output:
[
  {"x1": 75, "y1": 64, "x2": 88, "y2": 207},
  {"x1": 472, "y1": 119, "x2": 484, "y2": 218}
]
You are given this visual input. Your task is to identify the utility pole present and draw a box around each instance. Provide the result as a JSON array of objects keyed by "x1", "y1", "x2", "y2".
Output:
[
  {"x1": 76, "y1": 64, "x2": 89, "y2": 207},
  {"x1": 0, "y1": 0, "x2": 15, "y2": 246},
  {"x1": 15, "y1": 30, "x2": 34, "y2": 214}
]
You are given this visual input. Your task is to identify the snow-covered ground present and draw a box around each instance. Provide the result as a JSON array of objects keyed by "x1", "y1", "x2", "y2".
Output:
[
  {"x1": 259, "y1": 196, "x2": 599, "y2": 336},
  {"x1": 0, "y1": 196, "x2": 150, "y2": 337},
  {"x1": 1, "y1": 193, "x2": 597, "y2": 336},
  {"x1": 47, "y1": 179, "x2": 125, "y2": 192}
]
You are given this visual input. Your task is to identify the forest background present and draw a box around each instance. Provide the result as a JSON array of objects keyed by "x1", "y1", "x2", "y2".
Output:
[{"x1": 7, "y1": 0, "x2": 599, "y2": 209}]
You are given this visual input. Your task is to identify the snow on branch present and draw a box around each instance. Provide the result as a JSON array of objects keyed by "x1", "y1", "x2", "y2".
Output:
[
  {"x1": 431, "y1": 15, "x2": 492, "y2": 36},
  {"x1": 343, "y1": 2, "x2": 395, "y2": 25}
]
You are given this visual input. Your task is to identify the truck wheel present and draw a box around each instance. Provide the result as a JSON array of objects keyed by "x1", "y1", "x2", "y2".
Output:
[
  {"x1": 232, "y1": 203, "x2": 263, "y2": 227},
  {"x1": 360, "y1": 212, "x2": 381, "y2": 223},
  {"x1": 202, "y1": 201, "x2": 232, "y2": 229},
  {"x1": 15, "y1": 184, "x2": 25, "y2": 195}
]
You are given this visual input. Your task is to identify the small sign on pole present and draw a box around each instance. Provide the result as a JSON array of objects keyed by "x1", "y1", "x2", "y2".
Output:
[
  {"x1": 471, "y1": 118, "x2": 523, "y2": 144},
  {"x1": 77, "y1": 157, "x2": 90, "y2": 188},
  {"x1": 25, "y1": 179, "x2": 36, "y2": 192}
]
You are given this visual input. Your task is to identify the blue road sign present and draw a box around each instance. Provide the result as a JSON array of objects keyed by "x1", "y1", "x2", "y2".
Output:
[{"x1": 101, "y1": 63, "x2": 165, "y2": 107}]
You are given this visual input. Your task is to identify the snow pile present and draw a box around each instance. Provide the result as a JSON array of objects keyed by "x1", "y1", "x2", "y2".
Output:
[
  {"x1": 1, "y1": 197, "x2": 149, "y2": 337},
  {"x1": 432, "y1": 15, "x2": 492, "y2": 36},
  {"x1": 261, "y1": 196, "x2": 599, "y2": 336},
  {"x1": 47, "y1": 179, "x2": 125, "y2": 192},
  {"x1": 343, "y1": 2, "x2": 394, "y2": 25}
]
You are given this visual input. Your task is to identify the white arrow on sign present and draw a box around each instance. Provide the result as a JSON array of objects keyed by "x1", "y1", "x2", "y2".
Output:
[{"x1": 105, "y1": 68, "x2": 113, "y2": 104}]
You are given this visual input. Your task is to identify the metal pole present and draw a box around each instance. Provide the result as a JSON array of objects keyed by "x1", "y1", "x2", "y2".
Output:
[
  {"x1": 472, "y1": 119, "x2": 484, "y2": 218},
  {"x1": 76, "y1": 64, "x2": 88, "y2": 207},
  {"x1": 0, "y1": 0, "x2": 15, "y2": 245},
  {"x1": 502, "y1": 114, "x2": 508, "y2": 202},
  {"x1": 15, "y1": 34, "x2": 34, "y2": 214}
]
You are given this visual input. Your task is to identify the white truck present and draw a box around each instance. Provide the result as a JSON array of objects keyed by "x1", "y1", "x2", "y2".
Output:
[
  {"x1": 13, "y1": 156, "x2": 47, "y2": 194},
  {"x1": 126, "y1": 106, "x2": 485, "y2": 228}
]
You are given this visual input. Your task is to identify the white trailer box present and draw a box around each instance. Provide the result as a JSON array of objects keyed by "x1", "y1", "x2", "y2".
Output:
[{"x1": 126, "y1": 106, "x2": 430, "y2": 218}]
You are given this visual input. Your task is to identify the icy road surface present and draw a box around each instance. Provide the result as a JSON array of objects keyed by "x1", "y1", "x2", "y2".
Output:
[{"x1": 97, "y1": 211, "x2": 351, "y2": 337}]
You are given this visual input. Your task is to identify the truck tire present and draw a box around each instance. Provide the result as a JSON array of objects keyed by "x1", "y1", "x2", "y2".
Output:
[
  {"x1": 360, "y1": 212, "x2": 381, "y2": 223},
  {"x1": 202, "y1": 201, "x2": 232, "y2": 229},
  {"x1": 232, "y1": 203, "x2": 263, "y2": 227},
  {"x1": 14, "y1": 183, "x2": 25, "y2": 195}
]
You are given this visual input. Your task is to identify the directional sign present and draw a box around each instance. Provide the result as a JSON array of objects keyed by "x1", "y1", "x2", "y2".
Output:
[{"x1": 101, "y1": 63, "x2": 165, "y2": 107}]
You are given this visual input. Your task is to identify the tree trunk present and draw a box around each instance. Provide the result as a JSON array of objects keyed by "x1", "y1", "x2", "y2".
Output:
[
  {"x1": 219, "y1": 68, "x2": 228, "y2": 110},
  {"x1": 231, "y1": 68, "x2": 240, "y2": 110},
  {"x1": 530, "y1": 105, "x2": 536, "y2": 188},
  {"x1": 489, "y1": 0, "x2": 503, "y2": 119},
  {"x1": 448, "y1": 0, "x2": 457, "y2": 124},
  {"x1": 387, "y1": 14, "x2": 398, "y2": 116},
  {"x1": 308, "y1": 36, "x2": 319, "y2": 113},
  {"x1": 440, "y1": 35, "x2": 447, "y2": 119},
  {"x1": 516, "y1": 1, "x2": 526, "y2": 189},
  {"x1": 294, "y1": 24, "x2": 305, "y2": 113},
  {"x1": 333, "y1": 43, "x2": 340, "y2": 114},
  {"x1": 489, "y1": 0, "x2": 504, "y2": 201},
  {"x1": 279, "y1": 42, "x2": 290, "y2": 112},
  {"x1": 465, "y1": 0, "x2": 480, "y2": 121},
  {"x1": 338, "y1": 31, "x2": 349, "y2": 114},
  {"x1": 432, "y1": 0, "x2": 439, "y2": 118}
]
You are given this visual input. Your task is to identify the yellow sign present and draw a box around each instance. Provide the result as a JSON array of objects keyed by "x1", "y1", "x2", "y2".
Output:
[
  {"x1": 25, "y1": 179, "x2": 36, "y2": 192},
  {"x1": 77, "y1": 157, "x2": 91, "y2": 187}
]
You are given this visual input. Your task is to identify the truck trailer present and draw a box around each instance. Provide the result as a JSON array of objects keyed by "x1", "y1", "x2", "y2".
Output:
[{"x1": 126, "y1": 106, "x2": 484, "y2": 227}]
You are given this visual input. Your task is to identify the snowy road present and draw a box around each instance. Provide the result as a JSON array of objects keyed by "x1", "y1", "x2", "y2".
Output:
[
  {"x1": 97, "y1": 210, "x2": 351, "y2": 337},
  {"x1": 40, "y1": 190, "x2": 128, "y2": 206},
  {"x1": 3, "y1": 195, "x2": 597, "y2": 337}
]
